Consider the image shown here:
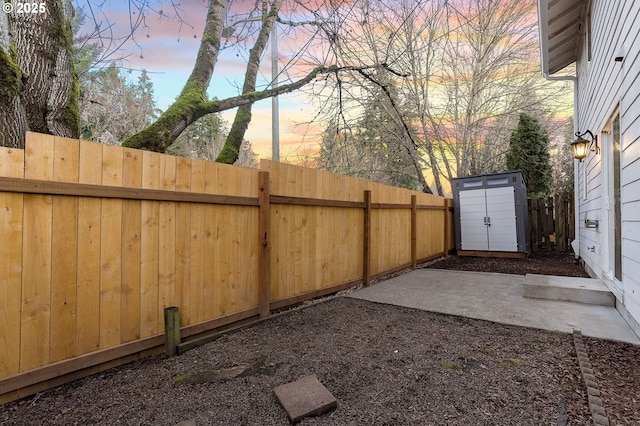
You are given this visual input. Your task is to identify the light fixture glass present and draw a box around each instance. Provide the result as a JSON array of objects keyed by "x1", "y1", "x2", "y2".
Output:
[
  {"x1": 572, "y1": 130, "x2": 598, "y2": 161},
  {"x1": 571, "y1": 136, "x2": 590, "y2": 160}
]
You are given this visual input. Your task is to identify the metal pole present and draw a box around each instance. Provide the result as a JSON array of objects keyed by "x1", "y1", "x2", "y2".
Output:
[{"x1": 271, "y1": 24, "x2": 280, "y2": 162}]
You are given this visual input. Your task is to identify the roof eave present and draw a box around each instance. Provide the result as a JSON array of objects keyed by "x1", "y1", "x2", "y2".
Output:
[{"x1": 538, "y1": 0, "x2": 584, "y2": 76}]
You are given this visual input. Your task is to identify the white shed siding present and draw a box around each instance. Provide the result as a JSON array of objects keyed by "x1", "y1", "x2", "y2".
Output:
[{"x1": 573, "y1": 0, "x2": 640, "y2": 330}]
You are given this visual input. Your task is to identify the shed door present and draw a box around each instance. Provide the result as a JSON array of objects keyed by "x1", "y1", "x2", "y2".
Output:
[
  {"x1": 459, "y1": 186, "x2": 517, "y2": 252},
  {"x1": 485, "y1": 186, "x2": 517, "y2": 252},
  {"x1": 459, "y1": 188, "x2": 489, "y2": 250}
]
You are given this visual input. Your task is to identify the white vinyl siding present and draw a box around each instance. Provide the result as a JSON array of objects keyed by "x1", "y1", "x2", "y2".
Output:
[{"x1": 575, "y1": 0, "x2": 640, "y2": 326}]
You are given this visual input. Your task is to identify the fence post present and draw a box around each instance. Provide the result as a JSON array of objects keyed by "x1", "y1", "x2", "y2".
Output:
[
  {"x1": 444, "y1": 198, "x2": 450, "y2": 255},
  {"x1": 164, "y1": 306, "x2": 180, "y2": 357},
  {"x1": 411, "y1": 195, "x2": 417, "y2": 269},
  {"x1": 363, "y1": 190, "x2": 371, "y2": 287},
  {"x1": 258, "y1": 171, "x2": 271, "y2": 318}
]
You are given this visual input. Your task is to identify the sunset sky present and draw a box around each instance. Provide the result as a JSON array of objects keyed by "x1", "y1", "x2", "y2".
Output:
[
  {"x1": 78, "y1": 0, "x2": 572, "y2": 164},
  {"x1": 81, "y1": 0, "x2": 321, "y2": 160}
]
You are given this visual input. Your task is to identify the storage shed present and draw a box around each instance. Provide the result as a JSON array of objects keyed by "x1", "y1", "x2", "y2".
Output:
[{"x1": 452, "y1": 171, "x2": 530, "y2": 257}]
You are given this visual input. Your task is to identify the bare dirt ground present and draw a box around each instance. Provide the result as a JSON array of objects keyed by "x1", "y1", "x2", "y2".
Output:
[
  {"x1": 1, "y1": 252, "x2": 638, "y2": 425},
  {"x1": 427, "y1": 252, "x2": 640, "y2": 425},
  {"x1": 425, "y1": 251, "x2": 590, "y2": 278}
]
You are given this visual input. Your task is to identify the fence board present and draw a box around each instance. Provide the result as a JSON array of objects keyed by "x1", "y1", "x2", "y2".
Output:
[
  {"x1": 188, "y1": 159, "x2": 206, "y2": 324},
  {"x1": 305, "y1": 170, "x2": 318, "y2": 292},
  {"x1": 158, "y1": 154, "x2": 176, "y2": 332},
  {"x1": 321, "y1": 204, "x2": 333, "y2": 288},
  {"x1": 100, "y1": 145, "x2": 123, "y2": 348},
  {"x1": 226, "y1": 171, "x2": 241, "y2": 314},
  {"x1": 0, "y1": 147, "x2": 23, "y2": 378},
  {"x1": 140, "y1": 151, "x2": 161, "y2": 338},
  {"x1": 76, "y1": 141, "x2": 102, "y2": 354},
  {"x1": 24, "y1": 133, "x2": 54, "y2": 180},
  {"x1": 556, "y1": 194, "x2": 567, "y2": 252},
  {"x1": 258, "y1": 171, "x2": 270, "y2": 318},
  {"x1": 215, "y1": 165, "x2": 230, "y2": 318},
  {"x1": 295, "y1": 167, "x2": 306, "y2": 294},
  {"x1": 175, "y1": 158, "x2": 192, "y2": 325},
  {"x1": 50, "y1": 137, "x2": 80, "y2": 362},
  {"x1": 201, "y1": 163, "x2": 217, "y2": 319},
  {"x1": 0, "y1": 146, "x2": 24, "y2": 178},
  {"x1": 21, "y1": 133, "x2": 54, "y2": 371},
  {"x1": 121, "y1": 148, "x2": 143, "y2": 343}
]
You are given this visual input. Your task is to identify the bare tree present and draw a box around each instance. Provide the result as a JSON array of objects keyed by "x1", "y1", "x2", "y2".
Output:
[
  {"x1": 437, "y1": 0, "x2": 542, "y2": 179},
  {"x1": 307, "y1": 0, "x2": 435, "y2": 192},
  {"x1": 549, "y1": 118, "x2": 575, "y2": 194},
  {"x1": 79, "y1": 66, "x2": 159, "y2": 144},
  {"x1": 314, "y1": 0, "x2": 570, "y2": 195},
  {"x1": 115, "y1": 0, "x2": 404, "y2": 166}
]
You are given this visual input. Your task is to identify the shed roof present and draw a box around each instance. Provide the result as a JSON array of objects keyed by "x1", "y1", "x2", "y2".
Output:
[{"x1": 538, "y1": 0, "x2": 586, "y2": 74}]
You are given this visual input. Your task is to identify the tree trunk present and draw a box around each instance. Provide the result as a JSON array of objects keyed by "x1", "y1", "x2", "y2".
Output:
[
  {"x1": 0, "y1": 10, "x2": 27, "y2": 148},
  {"x1": 0, "y1": 0, "x2": 78, "y2": 148},
  {"x1": 216, "y1": 0, "x2": 283, "y2": 164},
  {"x1": 122, "y1": 0, "x2": 228, "y2": 152},
  {"x1": 406, "y1": 141, "x2": 432, "y2": 194}
]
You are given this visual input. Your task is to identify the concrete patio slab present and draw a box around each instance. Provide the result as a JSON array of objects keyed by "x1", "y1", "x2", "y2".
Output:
[{"x1": 348, "y1": 269, "x2": 639, "y2": 345}]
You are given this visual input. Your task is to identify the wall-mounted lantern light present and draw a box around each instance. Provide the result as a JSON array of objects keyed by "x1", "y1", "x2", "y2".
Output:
[{"x1": 571, "y1": 130, "x2": 599, "y2": 161}]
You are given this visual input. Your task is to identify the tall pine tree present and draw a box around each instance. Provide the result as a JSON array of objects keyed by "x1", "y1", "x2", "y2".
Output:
[{"x1": 505, "y1": 113, "x2": 552, "y2": 199}]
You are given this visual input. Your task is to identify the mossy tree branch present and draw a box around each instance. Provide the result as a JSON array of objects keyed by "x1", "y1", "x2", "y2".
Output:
[
  {"x1": 122, "y1": 0, "x2": 228, "y2": 152},
  {"x1": 122, "y1": 60, "x2": 392, "y2": 155}
]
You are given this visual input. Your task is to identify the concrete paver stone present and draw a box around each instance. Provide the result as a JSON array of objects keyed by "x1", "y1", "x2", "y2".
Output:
[{"x1": 273, "y1": 374, "x2": 337, "y2": 423}]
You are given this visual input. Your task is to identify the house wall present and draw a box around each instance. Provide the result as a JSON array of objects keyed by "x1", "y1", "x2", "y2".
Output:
[{"x1": 575, "y1": 0, "x2": 640, "y2": 333}]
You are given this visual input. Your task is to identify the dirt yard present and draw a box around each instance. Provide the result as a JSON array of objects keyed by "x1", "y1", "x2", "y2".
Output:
[
  {"x1": 425, "y1": 251, "x2": 590, "y2": 278},
  {"x1": 426, "y1": 252, "x2": 640, "y2": 425},
  {"x1": 1, "y1": 252, "x2": 638, "y2": 425}
]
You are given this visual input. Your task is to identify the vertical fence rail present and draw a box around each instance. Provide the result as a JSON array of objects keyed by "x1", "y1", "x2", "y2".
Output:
[
  {"x1": 363, "y1": 190, "x2": 372, "y2": 287},
  {"x1": 0, "y1": 133, "x2": 454, "y2": 403},
  {"x1": 258, "y1": 171, "x2": 271, "y2": 319},
  {"x1": 411, "y1": 195, "x2": 417, "y2": 270}
]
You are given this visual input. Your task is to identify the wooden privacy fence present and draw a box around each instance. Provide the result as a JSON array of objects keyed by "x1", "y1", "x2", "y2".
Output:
[
  {"x1": 0, "y1": 132, "x2": 454, "y2": 402},
  {"x1": 528, "y1": 192, "x2": 575, "y2": 252}
]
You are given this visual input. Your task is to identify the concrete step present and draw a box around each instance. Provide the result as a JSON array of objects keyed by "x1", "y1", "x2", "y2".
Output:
[{"x1": 523, "y1": 274, "x2": 615, "y2": 307}]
